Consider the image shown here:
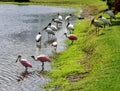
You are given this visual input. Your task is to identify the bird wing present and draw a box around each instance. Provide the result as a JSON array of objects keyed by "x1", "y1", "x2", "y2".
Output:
[
  {"x1": 36, "y1": 35, "x2": 41, "y2": 41},
  {"x1": 21, "y1": 59, "x2": 32, "y2": 67}
]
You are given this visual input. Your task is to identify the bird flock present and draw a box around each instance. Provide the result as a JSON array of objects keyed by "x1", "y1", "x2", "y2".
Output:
[
  {"x1": 16, "y1": 8, "x2": 116, "y2": 72},
  {"x1": 16, "y1": 13, "x2": 78, "y2": 72},
  {"x1": 90, "y1": 9, "x2": 116, "y2": 35}
]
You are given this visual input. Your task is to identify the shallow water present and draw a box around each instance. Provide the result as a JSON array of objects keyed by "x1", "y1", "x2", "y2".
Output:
[{"x1": 0, "y1": 4, "x2": 76, "y2": 91}]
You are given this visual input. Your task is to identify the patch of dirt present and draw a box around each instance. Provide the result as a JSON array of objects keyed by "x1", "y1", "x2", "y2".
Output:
[
  {"x1": 66, "y1": 72, "x2": 89, "y2": 82},
  {"x1": 80, "y1": 5, "x2": 99, "y2": 19}
]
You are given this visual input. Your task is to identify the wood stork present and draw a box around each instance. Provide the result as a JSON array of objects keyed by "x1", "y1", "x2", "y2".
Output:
[
  {"x1": 42, "y1": 26, "x2": 55, "y2": 38},
  {"x1": 90, "y1": 19, "x2": 103, "y2": 35},
  {"x1": 52, "y1": 18, "x2": 62, "y2": 28},
  {"x1": 58, "y1": 13, "x2": 63, "y2": 21},
  {"x1": 36, "y1": 32, "x2": 42, "y2": 45},
  {"x1": 64, "y1": 33, "x2": 78, "y2": 44},
  {"x1": 65, "y1": 14, "x2": 72, "y2": 22},
  {"x1": 66, "y1": 22, "x2": 74, "y2": 33},
  {"x1": 47, "y1": 23, "x2": 58, "y2": 31},
  {"x1": 31, "y1": 54, "x2": 51, "y2": 71},
  {"x1": 104, "y1": 9, "x2": 116, "y2": 22},
  {"x1": 98, "y1": 15, "x2": 112, "y2": 27},
  {"x1": 16, "y1": 55, "x2": 32, "y2": 72}
]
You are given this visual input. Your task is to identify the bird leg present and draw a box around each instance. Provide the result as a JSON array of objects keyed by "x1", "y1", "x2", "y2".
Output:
[
  {"x1": 25, "y1": 67, "x2": 28, "y2": 72},
  {"x1": 71, "y1": 40, "x2": 73, "y2": 45},
  {"x1": 41, "y1": 62, "x2": 44, "y2": 71},
  {"x1": 110, "y1": 16, "x2": 112, "y2": 22}
]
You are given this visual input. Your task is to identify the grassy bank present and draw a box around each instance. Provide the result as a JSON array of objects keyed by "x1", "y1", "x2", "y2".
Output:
[
  {"x1": 34, "y1": 0, "x2": 120, "y2": 91},
  {"x1": 1, "y1": 0, "x2": 120, "y2": 91}
]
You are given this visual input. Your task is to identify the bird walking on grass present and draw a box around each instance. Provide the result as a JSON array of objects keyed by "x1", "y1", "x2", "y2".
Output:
[
  {"x1": 16, "y1": 55, "x2": 32, "y2": 72},
  {"x1": 104, "y1": 9, "x2": 116, "y2": 22},
  {"x1": 31, "y1": 54, "x2": 51, "y2": 71},
  {"x1": 98, "y1": 15, "x2": 112, "y2": 28},
  {"x1": 90, "y1": 19, "x2": 103, "y2": 35},
  {"x1": 64, "y1": 33, "x2": 78, "y2": 44}
]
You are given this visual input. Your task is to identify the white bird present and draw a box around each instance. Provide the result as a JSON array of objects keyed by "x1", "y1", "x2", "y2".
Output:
[
  {"x1": 90, "y1": 19, "x2": 103, "y2": 35},
  {"x1": 98, "y1": 15, "x2": 112, "y2": 27},
  {"x1": 65, "y1": 14, "x2": 72, "y2": 22},
  {"x1": 66, "y1": 22, "x2": 74, "y2": 33},
  {"x1": 52, "y1": 18, "x2": 62, "y2": 28},
  {"x1": 104, "y1": 9, "x2": 116, "y2": 22},
  {"x1": 52, "y1": 18, "x2": 62, "y2": 24},
  {"x1": 48, "y1": 23, "x2": 58, "y2": 31},
  {"x1": 36, "y1": 32, "x2": 42, "y2": 45},
  {"x1": 58, "y1": 13, "x2": 63, "y2": 21},
  {"x1": 42, "y1": 26, "x2": 55, "y2": 38}
]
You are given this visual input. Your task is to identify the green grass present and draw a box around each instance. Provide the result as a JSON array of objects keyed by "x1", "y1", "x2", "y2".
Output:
[
  {"x1": 38, "y1": 0, "x2": 120, "y2": 91},
  {"x1": 1, "y1": 0, "x2": 120, "y2": 91}
]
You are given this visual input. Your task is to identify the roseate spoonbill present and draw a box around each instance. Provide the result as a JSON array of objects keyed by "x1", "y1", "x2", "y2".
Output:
[
  {"x1": 65, "y1": 14, "x2": 72, "y2": 22},
  {"x1": 31, "y1": 54, "x2": 51, "y2": 71},
  {"x1": 42, "y1": 26, "x2": 55, "y2": 38},
  {"x1": 66, "y1": 22, "x2": 74, "y2": 33},
  {"x1": 90, "y1": 19, "x2": 103, "y2": 35},
  {"x1": 58, "y1": 13, "x2": 63, "y2": 21},
  {"x1": 16, "y1": 55, "x2": 32, "y2": 72},
  {"x1": 48, "y1": 23, "x2": 58, "y2": 31},
  {"x1": 104, "y1": 9, "x2": 116, "y2": 22},
  {"x1": 51, "y1": 40, "x2": 57, "y2": 51},
  {"x1": 98, "y1": 15, "x2": 112, "y2": 27},
  {"x1": 36, "y1": 32, "x2": 42, "y2": 45},
  {"x1": 64, "y1": 33, "x2": 78, "y2": 44}
]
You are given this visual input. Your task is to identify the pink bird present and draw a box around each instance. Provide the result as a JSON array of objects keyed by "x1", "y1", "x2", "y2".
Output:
[
  {"x1": 31, "y1": 54, "x2": 51, "y2": 71},
  {"x1": 51, "y1": 41, "x2": 57, "y2": 51},
  {"x1": 64, "y1": 33, "x2": 78, "y2": 44},
  {"x1": 16, "y1": 55, "x2": 32, "y2": 72}
]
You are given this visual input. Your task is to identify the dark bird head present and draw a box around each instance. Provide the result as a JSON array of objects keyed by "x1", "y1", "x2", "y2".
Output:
[
  {"x1": 69, "y1": 14, "x2": 72, "y2": 16},
  {"x1": 16, "y1": 55, "x2": 21, "y2": 62},
  {"x1": 104, "y1": 9, "x2": 109, "y2": 13},
  {"x1": 98, "y1": 15, "x2": 102, "y2": 18},
  {"x1": 38, "y1": 32, "x2": 41, "y2": 34}
]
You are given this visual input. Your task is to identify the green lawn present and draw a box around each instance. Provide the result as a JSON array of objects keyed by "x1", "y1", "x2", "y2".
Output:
[
  {"x1": 37, "y1": 0, "x2": 120, "y2": 91},
  {"x1": 1, "y1": 0, "x2": 120, "y2": 91}
]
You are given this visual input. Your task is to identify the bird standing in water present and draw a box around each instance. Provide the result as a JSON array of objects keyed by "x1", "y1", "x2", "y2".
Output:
[
  {"x1": 31, "y1": 54, "x2": 51, "y2": 71},
  {"x1": 66, "y1": 22, "x2": 74, "y2": 33},
  {"x1": 51, "y1": 40, "x2": 57, "y2": 51},
  {"x1": 16, "y1": 55, "x2": 32, "y2": 72},
  {"x1": 36, "y1": 32, "x2": 42, "y2": 45}
]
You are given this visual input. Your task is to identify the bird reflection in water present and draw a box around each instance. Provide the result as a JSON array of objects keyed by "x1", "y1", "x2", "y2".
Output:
[{"x1": 16, "y1": 71, "x2": 33, "y2": 82}]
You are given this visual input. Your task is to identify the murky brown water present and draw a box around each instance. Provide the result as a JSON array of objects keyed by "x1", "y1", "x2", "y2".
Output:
[{"x1": 0, "y1": 4, "x2": 76, "y2": 91}]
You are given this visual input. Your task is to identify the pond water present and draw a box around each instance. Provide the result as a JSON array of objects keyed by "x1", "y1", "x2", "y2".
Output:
[{"x1": 0, "y1": 4, "x2": 76, "y2": 91}]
